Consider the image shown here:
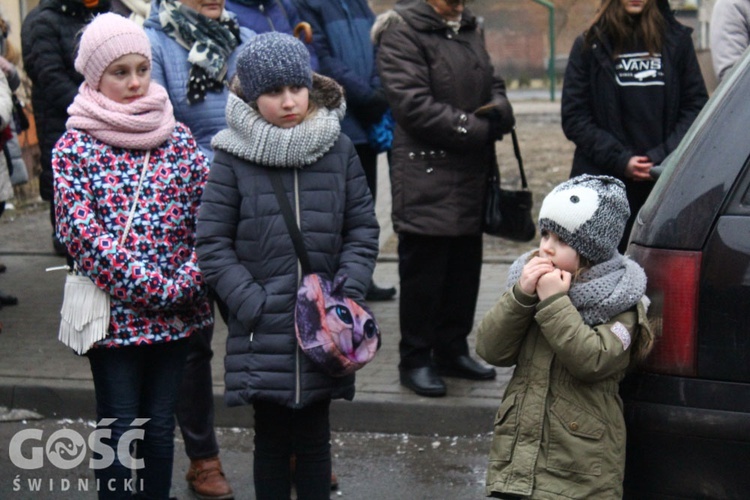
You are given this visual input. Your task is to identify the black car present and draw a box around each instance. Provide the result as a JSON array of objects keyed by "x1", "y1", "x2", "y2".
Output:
[{"x1": 620, "y1": 50, "x2": 750, "y2": 498}]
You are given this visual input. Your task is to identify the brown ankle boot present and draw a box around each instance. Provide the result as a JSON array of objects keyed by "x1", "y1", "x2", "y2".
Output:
[
  {"x1": 331, "y1": 471, "x2": 339, "y2": 491},
  {"x1": 186, "y1": 456, "x2": 234, "y2": 499}
]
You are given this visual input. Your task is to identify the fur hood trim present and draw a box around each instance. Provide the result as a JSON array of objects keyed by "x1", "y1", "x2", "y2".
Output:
[{"x1": 371, "y1": 10, "x2": 404, "y2": 45}]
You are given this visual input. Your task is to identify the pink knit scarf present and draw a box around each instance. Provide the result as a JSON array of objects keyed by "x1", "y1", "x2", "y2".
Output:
[{"x1": 66, "y1": 82, "x2": 176, "y2": 150}]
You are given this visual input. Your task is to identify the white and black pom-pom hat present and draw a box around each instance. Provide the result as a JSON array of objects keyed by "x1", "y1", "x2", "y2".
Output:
[{"x1": 538, "y1": 174, "x2": 630, "y2": 263}]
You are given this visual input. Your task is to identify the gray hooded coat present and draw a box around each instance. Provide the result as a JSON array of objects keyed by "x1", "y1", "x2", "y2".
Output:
[{"x1": 196, "y1": 75, "x2": 379, "y2": 408}]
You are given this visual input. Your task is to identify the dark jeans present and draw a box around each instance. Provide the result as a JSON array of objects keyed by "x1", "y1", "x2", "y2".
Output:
[
  {"x1": 397, "y1": 233, "x2": 483, "y2": 369},
  {"x1": 88, "y1": 339, "x2": 189, "y2": 500},
  {"x1": 175, "y1": 324, "x2": 219, "y2": 460},
  {"x1": 253, "y1": 399, "x2": 332, "y2": 500}
]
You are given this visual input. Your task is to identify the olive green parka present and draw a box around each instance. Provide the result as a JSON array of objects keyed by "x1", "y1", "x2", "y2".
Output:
[{"x1": 476, "y1": 285, "x2": 650, "y2": 499}]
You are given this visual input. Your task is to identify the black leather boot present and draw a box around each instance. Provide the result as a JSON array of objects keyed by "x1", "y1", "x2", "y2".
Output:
[
  {"x1": 366, "y1": 283, "x2": 397, "y2": 301},
  {"x1": 435, "y1": 355, "x2": 496, "y2": 380},
  {"x1": 399, "y1": 366, "x2": 447, "y2": 397}
]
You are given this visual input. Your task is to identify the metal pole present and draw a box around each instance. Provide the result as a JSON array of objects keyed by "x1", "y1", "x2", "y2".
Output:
[{"x1": 530, "y1": 0, "x2": 556, "y2": 101}]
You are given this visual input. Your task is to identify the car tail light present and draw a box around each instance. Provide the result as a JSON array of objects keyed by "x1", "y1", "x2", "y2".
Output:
[{"x1": 628, "y1": 244, "x2": 702, "y2": 376}]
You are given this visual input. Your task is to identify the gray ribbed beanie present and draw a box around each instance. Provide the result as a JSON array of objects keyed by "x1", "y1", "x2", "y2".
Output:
[
  {"x1": 538, "y1": 174, "x2": 630, "y2": 263},
  {"x1": 236, "y1": 32, "x2": 312, "y2": 103}
]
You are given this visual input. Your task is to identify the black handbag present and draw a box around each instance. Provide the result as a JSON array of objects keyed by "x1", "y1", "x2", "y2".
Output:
[{"x1": 483, "y1": 129, "x2": 536, "y2": 242}]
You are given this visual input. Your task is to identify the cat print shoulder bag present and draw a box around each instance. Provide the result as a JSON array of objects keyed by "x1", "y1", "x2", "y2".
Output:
[{"x1": 268, "y1": 170, "x2": 381, "y2": 377}]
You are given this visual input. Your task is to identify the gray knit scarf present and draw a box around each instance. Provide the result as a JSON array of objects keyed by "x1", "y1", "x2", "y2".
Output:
[
  {"x1": 506, "y1": 250, "x2": 647, "y2": 325},
  {"x1": 211, "y1": 92, "x2": 345, "y2": 168}
]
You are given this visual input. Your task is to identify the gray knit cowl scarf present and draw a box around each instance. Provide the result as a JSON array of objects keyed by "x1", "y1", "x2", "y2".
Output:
[
  {"x1": 506, "y1": 250, "x2": 647, "y2": 326},
  {"x1": 211, "y1": 79, "x2": 346, "y2": 168}
]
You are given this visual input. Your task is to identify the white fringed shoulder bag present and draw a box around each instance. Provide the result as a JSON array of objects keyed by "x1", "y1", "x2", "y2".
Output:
[{"x1": 58, "y1": 151, "x2": 151, "y2": 354}]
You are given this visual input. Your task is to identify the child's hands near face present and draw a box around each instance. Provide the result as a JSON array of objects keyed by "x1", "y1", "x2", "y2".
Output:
[
  {"x1": 536, "y1": 269, "x2": 572, "y2": 300},
  {"x1": 519, "y1": 256, "x2": 555, "y2": 295}
]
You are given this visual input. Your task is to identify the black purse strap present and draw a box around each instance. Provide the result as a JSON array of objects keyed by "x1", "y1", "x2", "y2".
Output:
[
  {"x1": 268, "y1": 170, "x2": 312, "y2": 274},
  {"x1": 489, "y1": 128, "x2": 528, "y2": 189},
  {"x1": 510, "y1": 129, "x2": 529, "y2": 189}
]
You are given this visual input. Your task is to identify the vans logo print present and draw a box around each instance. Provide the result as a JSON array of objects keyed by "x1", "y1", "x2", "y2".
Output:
[{"x1": 615, "y1": 52, "x2": 665, "y2": 87}]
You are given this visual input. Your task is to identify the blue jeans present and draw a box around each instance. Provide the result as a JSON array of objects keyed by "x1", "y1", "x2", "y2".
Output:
[{"x1": 88, "y1": 339, "x2": 189, "y2": 500}]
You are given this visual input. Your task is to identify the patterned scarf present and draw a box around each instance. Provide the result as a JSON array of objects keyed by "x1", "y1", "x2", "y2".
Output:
[
  {"x1": 66, "y1": 82, "x2": 176, "y2": 150},
  {"x1": 158, "y1": 0, "x2": 240, "y2": 104},
  {"x1": 506, "y1": 250, "x2": 647, "y2": 326},
  {"x1": 211, "y1": 93, "x2": 345, "y2": 168},
  {"x1": 118, "y1": 0, "x2": 151, "y2": 24}
]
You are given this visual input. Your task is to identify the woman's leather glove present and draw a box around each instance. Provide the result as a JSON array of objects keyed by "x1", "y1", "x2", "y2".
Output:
[{"x1": 477, "y1": 99, "x2": 515, "y2": 140}]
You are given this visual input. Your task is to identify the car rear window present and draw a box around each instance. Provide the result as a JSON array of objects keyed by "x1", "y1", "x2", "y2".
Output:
[{"x1": 639, "y1": 50, "x2": 750, "y2": 223}]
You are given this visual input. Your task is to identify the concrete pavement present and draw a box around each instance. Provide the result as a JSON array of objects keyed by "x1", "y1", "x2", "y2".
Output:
[{"x1": 0, "y1": 99, "x2": 557, "y2": 437}]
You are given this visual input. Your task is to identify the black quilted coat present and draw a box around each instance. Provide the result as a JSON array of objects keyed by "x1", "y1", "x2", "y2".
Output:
[
  {"x1": 21, "y1": 0, "x2": 109, "y2": 201},
  {"x1": 196, "y1": 81, "x2": 380, "y2": 409},
  {"x1": 561, "y1": 0, "x2": 708, "y2": 178},
  {"x1": 373, "y1": 1, "x2": 513, "y2": 236}
]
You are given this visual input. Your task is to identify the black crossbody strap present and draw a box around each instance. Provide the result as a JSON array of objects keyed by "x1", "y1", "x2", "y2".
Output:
[{"x1": 269, "y1": 170, "x2": 312, "y2": 274}]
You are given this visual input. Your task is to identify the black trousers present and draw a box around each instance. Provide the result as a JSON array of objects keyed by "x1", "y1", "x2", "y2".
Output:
[
  {"x1": 175, "y1": 323, "x2": 219, "y2": 460},
  {"x1": 354, "y1": 143, "x2": 378, "y2": 200},
  {"x1": 397, "y1": 232, "x2": 483, "y2": 369},
  {"x1": 253, "y1": 399, "x2": 332, "y2": 500}
]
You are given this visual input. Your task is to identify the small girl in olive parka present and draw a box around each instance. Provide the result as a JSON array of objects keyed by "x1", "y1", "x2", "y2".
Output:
[{"x1": 476, "y1": 174, "x2": 653, "y2": 499}]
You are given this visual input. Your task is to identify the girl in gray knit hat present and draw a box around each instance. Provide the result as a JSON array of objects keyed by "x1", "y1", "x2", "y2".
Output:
[
  {"x1": 475, "y1": 174, "x2": 654, "y2": 499},
  {"x1": 195, "y1": 32, "x2": 379, "y2": 498}
]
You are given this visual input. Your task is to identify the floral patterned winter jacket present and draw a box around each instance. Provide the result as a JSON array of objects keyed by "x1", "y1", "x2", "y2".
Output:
[{"x1": 53, "y1": 124, "x2": 213, "y2": 349}]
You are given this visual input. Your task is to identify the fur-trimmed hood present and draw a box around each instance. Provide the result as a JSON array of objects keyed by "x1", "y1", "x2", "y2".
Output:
[
  {"x1": 308, "y1": 72, "x2": 346, "y2": 112},
  {"x1": 213, "y1": 72, "x2": 346, "y2": 168},
  {"x1": 371, "y1": 9, "x2": 403, "y2": 45},
  {"x1": 371, "y1": 1, "x2": 478, "y2": 45}
]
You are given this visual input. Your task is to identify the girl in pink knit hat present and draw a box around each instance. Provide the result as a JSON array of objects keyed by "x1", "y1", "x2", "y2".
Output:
[{"x1": 52, "y1": 12, "x2": 212, "y2": 499}]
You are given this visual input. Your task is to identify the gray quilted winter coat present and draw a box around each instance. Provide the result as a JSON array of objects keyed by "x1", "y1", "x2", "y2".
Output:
[{"x1": 196, "y1": 77, "x2": 379, "y2": 409}]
